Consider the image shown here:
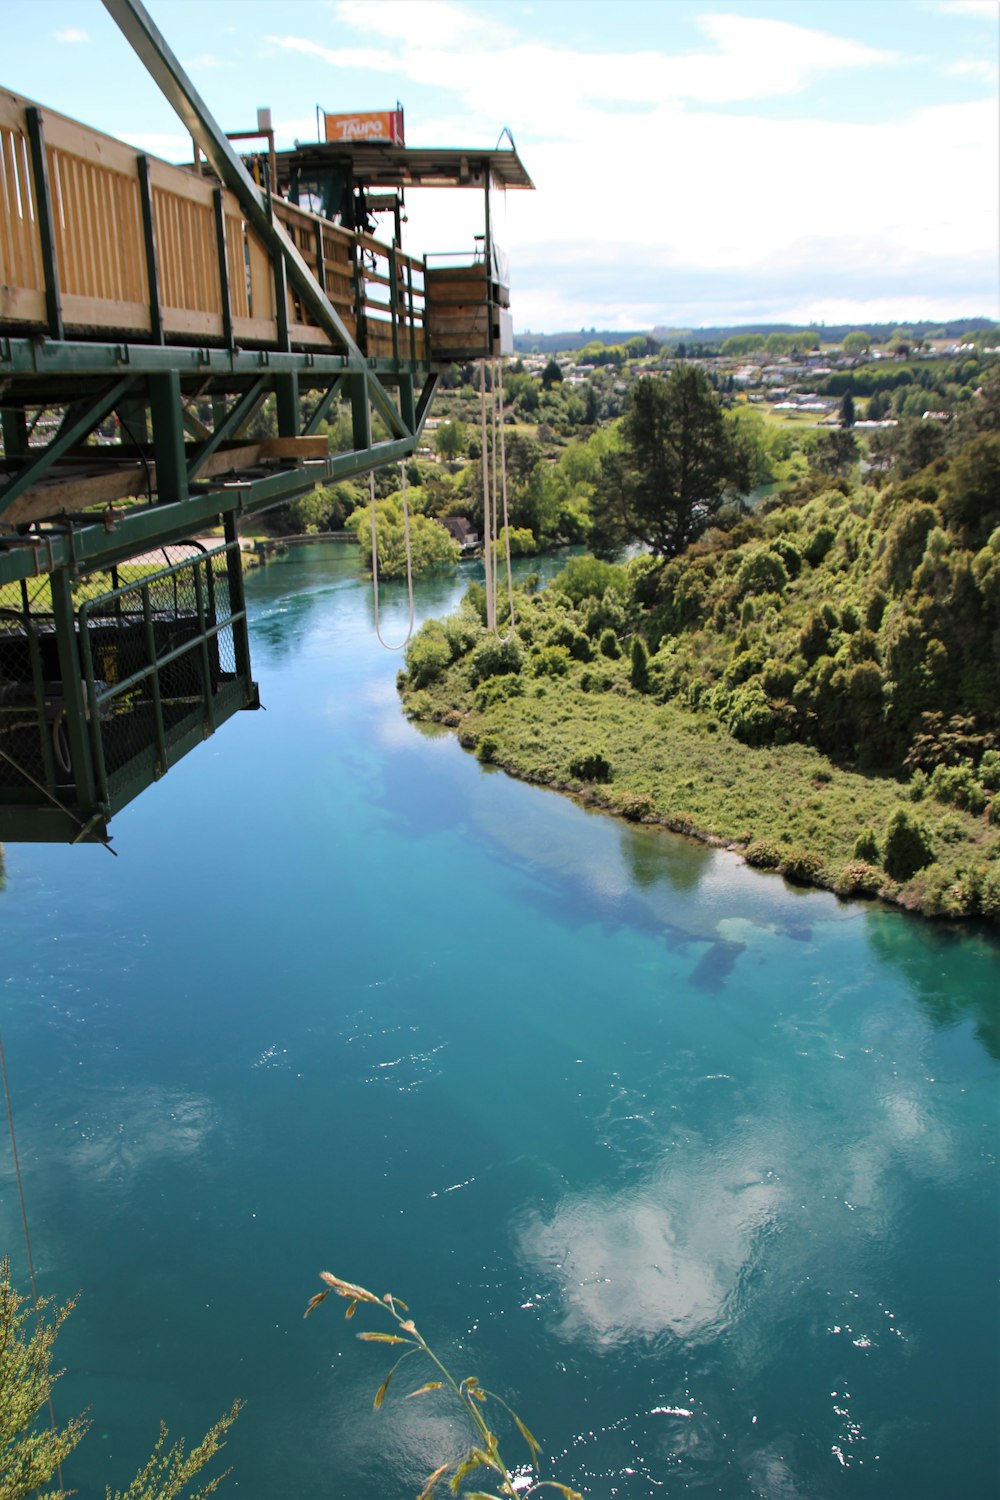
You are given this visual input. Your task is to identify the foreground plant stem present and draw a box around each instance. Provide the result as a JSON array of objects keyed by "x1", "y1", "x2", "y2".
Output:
[{"x1": 305, "y1": 1272, "x2": 581, "y2": 1500}]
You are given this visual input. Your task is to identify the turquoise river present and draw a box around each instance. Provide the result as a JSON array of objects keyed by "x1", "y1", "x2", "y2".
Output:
[{"x1": 1, "y1": 544, "x2": 997, "y2": 1499}]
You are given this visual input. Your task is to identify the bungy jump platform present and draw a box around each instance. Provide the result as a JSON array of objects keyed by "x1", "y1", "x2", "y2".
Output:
[{"x1": 0, "y1": 0, "x2": 533, "y2": 846}]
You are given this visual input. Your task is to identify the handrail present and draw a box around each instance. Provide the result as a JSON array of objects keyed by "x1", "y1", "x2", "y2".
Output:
[{"x1": 0, "y1": 85, "x2": 431, "y2": 361}]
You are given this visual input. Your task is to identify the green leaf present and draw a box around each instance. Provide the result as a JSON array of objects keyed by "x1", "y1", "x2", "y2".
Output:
[
  {"x1": 513, "y1": 1411, "x2": 543, "y2": 1468},
  {"x1": 373, "y1": 1371, "x2": 392, "y2": 1410},
  {"x1": 449, "y1": 1448, "x2": 499, "y2": 1494},
  {"x1": 416, "y1": 1462, "x2": 450, "y2": 1500},
  {"x1": 357, "y1": 1332, "x2": 413, "y2": 1344}
]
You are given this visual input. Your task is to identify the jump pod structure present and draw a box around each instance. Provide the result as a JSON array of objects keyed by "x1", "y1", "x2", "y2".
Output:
[{"x1": 0, "y1": 0, "x2": 532, "y2": 845}]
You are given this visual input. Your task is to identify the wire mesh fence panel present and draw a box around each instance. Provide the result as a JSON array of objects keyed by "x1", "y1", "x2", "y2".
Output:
[
  {"x1": 0, "y1": 607, "x2": 63, "y2": 798},
  {"x1": 78, "y1": 541, "x2": 254, "y2": 811}
]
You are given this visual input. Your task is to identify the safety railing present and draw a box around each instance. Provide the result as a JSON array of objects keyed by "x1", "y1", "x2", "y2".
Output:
[
  {"x1": 0, "y1": 87, "x2": 430, "y2": 360},
  {"x1": 76, "y1": 542, "x2": 254, "y2": 812}
]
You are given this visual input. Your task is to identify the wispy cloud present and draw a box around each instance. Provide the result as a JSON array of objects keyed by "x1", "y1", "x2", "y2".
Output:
[
  {"x1": 334, "y1": 0, "x2": 511, "y2": 48},
  {"x1": 182, "y1": 52, "x2": 226, "y2": 70},
  {"x1": 946, "y1": 57, "x2": 999, "y2": 79},
  {"x1": 272, "y1": 10, "x2": 900, "y2": 127},
  {"x1": 936, "y1": 0, "x2": 999, "y2": 16},
  {"x1": 54, "y1": 26, "x2": 89, "y2": 43}
]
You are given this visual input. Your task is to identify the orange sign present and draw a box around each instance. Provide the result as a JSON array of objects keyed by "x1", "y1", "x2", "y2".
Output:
[{"x1": 324, "y1": 110, "x2": 404, "y2": 145}]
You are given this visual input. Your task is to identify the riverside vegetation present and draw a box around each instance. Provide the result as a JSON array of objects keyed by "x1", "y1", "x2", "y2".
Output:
[{"x1": 398, "y1": 366, "x2": 1000, "y2": 924}]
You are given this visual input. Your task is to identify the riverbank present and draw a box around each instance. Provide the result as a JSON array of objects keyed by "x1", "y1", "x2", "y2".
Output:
[{"x1": 400, "y1": 617, "x2": 999, "y2": 925}]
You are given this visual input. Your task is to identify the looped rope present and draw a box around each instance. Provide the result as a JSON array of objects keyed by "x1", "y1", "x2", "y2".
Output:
[
  {"x1": 480, "y1": 357, "x2": 515, "y2": 639},
  {"x1": 369, "y1": 464, "x2": 415, "y2": 651}
]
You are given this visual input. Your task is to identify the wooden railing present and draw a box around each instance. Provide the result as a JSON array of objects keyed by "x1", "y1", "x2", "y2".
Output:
[{"x1": 0, "y1": 87, "x2": 429, "y2": 360}]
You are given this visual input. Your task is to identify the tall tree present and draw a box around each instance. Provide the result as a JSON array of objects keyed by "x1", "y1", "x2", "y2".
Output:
[{"x1": 589, "y1": 366, "x2": 747, "y2": 558}]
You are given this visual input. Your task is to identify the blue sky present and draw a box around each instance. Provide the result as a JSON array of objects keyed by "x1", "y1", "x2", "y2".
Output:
[{"x1": 5, "y1": 0, "x2": 998, "y2": 331}]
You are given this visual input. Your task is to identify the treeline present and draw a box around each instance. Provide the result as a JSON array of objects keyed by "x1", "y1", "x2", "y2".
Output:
[
  {"x1": 514, "y1": 318, "x2": 998, "y2": 356},
  {"x1": 398, "y1": 368, "x2": 1000, "y2": 922}
]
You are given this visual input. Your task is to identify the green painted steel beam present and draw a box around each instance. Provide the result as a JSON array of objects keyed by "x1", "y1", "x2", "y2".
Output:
[
  {"x1": 102, "y1": 0, "x2": 364, "y2": 362},
  {"x1": 187, "y1": 377, "x2": 270, "y2": 480},
  {"x1": 0, "y1": 335, "x2": 431, "y2": 384},
  {"x1": 0, "y1": 376, "x2": 135, "y2": 517},
  {"x1": 0, "y1": 437, "x2": 419, "y2": 588},
  {"x1": 303, "y1": 377, "x2": 345, "y2": 435}
]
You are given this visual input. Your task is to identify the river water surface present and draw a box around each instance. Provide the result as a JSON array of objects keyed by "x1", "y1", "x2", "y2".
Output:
[{"x1": 1, "y1": 544, "x2": 997, "y2": 1499}]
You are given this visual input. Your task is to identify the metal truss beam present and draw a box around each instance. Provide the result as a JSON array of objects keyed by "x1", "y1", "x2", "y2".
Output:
[{"x1": 0, "y1": 376, "x2": 135, "y2": 518}]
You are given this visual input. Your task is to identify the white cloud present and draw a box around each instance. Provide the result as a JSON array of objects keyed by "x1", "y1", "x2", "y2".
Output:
[
  {"x1": 936, "y1": 0, "x2": 999, "y2": 16},
  {"x1": 270, "y1": 2, "x2": 996, "y2": 327},
  {"x1": 334, "y1": 0, "x2": 511, "y2": 48},
  {"x1": 182, "y1": 53, "x2": 226, "y2": 70},
  {"x1": 274, "y1": 10, "x2": 900, "y2": 127},
  {"x1": 946, "y1": 57, "x2": 999, "y2": 78},
  {"x1": 55, "y1": 26, "x2": 89, "y2": 43}
]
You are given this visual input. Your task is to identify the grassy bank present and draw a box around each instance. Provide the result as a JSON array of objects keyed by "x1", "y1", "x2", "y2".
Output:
[{"x1": 402, "y1": 638, "x2": 996, "y2": 921}]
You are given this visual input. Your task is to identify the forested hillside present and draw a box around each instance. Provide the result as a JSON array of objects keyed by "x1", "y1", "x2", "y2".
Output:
[{"x1": 398, "y1": 369, "x2": 1000, "y2": 923}]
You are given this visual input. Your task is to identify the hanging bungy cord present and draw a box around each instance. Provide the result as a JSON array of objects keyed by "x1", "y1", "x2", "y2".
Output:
[
  {"x1": 493, "y1": 356, "x2": 516, "y2": 641},
  {"x1": 480, "y1": 357, "x2": 516, "y2": 639},
  {"x1": 368, "y1": 462, "x2": 415, "y2": 651}
]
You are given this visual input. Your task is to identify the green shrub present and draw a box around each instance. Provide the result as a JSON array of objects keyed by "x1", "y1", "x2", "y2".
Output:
[
  {"x1": 531, "y1": 644, "x2": 571, "y2": 677},
  {"x1": 804, "y1": 524, "x2": 836, "y2": 565},
  {"x1": 745, "y1": 839, "x2": 782, "y2": 869},
  {"x1": 727, "y1": 681, "x2": 780, "y2": 746},
  {"x1": 476, "y1": 734, "x2": 499, "y2": 763},
  {"x1": 734, "y1": 547, "x2": 788, "y2": 598},
  {"x1": 770, "y1": 536, "x2": 802, "y2": 578},
  {"x1": 568, "y1": 750, "x2": 613, "y2": 784},
  {"x1": 613, "y1": 791, "x2": 654, "y2": 821},
  {"x1": 725, "y1": 646, "x2": 766, "y2": 685},
  {"x1": 978, "y1": 749, "x2": 1000, "y2": 791},
  {"x1": 474, "y1": 675, "x2": 524, "y2": 710},
  {"x1": 630, "y1": 637, "x2": 651, "y2": 692},
  {"x1": 761, "y1": 658, "x2": 796, "y2": 699},
  {"x1": 470, "y1": 636, "x2": 523, "y2": 684},
  {"x1": 978, "y1": 864, "x2": 1000, "y2": 920},
  {"x1": 883, "y1": 808, "x2": 934, "y2": 880},
  {"x1": 404, "y1": 622, "x2": 451, "y2": 688},
  {"x1": 598, "y1": 627, "x2": 621, "y2": 659},
  {"x1": 929, "y1": 761, "x2": 987, "y2": 814},
  {"x1": 780, "y1": 848, "x2": 824, "y2": 884},
  {"x1": 553, "y1": 555, "x2": 629, "y2": 604},
  {"x1": 403, "y1": 689, "x2": 433, "y2": 719},
  {"x1": 799, "y1": 610, "x2": 831, "y2": 663},
  {"x1": 546, "y1": 619, "x2": 593, "y2": 662},
  {"x1": 853, "y1": 826, "x2": 880, "y2": 863},
  {"x1": 834, "y1": 861, "x2": 884, "y2": 898}
]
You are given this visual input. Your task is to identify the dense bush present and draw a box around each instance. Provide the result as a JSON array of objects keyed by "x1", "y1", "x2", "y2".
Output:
[
  {"x1": 470, "y1": 636, "x2": 523, "y2": 684},
  {"x1": 630, "y1": 637, "x2": 651, "y2": 692},
  {"x1": 883, "y1": 809, "x2": 934, "y2": 880},
  {"x1": 405, "y1": 621, "x2": 451, "y2": 688},
  {"x1": 568, "y1": 750, "x2": 613, "y2": 783},
  {"x1": 780, "y1": 848, "x2": 825, "y2": 884},
  {"x1": 744, "y1": 839, "x2": 782, "y2": 869}
]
